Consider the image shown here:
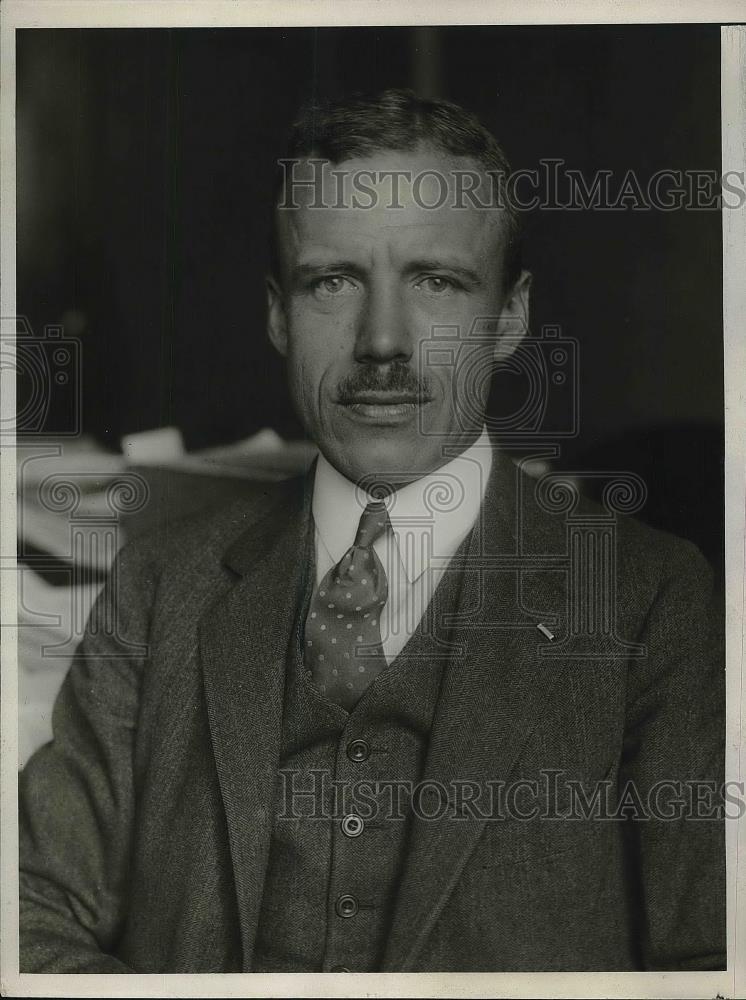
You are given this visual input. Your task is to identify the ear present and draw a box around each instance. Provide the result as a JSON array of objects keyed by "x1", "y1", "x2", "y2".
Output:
[
  {"x1": 267, "y1": 274, "x2": 288, "y2": 357},
  {"x1": 493, "y1": 269, "x2": 532, "y2": 360}
]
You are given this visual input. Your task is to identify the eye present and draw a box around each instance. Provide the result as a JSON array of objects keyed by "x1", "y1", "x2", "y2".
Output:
[
  {"x1": 415, "y1": 275, "x2": 459, "y2": 295},
  {"x1": 311, "y1": 275, "x2": 359, "y2": 298}
]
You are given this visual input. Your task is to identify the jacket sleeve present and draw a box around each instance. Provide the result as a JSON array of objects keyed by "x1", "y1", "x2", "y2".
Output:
[
  {"x1": 19, "y1": 538, "x2": 156, "y2": 973},
  {"x1": 620, "y1": 537, "x2": 726, "y2": 970}
]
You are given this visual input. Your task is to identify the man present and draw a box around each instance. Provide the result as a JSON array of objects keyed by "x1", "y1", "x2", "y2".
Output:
[{"x1": 19, "y1": 89, "x2": 725, "y2": 973}]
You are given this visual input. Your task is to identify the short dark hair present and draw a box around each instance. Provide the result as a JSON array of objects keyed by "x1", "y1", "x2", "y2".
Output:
[{"x1": 270, "y1": 87, "x2": 522, "y2": 290}]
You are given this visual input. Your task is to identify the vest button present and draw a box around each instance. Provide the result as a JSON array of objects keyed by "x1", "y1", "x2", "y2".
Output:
[
  {"x1": 341, "y1": 814, "x2": 364, "y2": 838},
  {"x1": 347, "y1": 738, "x2": 370, "y2": 762},
  {"x1": 331, "y1": 964, "x2": 350, "y2": 972},
  {"x1": 335, "y1": 894, "x2": 359, "y2": 918}
]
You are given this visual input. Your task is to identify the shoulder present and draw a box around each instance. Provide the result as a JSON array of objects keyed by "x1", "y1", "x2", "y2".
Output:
[
  {"x1": 115, "y1": 473, "x2": 308, "y2": 587},
  {"x1": 509, "y1": 457, "x2": 715, "y2": 615}
]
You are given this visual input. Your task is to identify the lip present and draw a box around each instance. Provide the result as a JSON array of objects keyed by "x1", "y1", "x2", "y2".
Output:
[
  {"x1": 337, "y1": 394, "x2": 432, "y2": 426},
  {"x1": 342, "y1": 391, "x2": 425, "y2": 405}
]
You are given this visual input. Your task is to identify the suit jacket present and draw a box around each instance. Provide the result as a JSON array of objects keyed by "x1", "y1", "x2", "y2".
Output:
[{"x1": 19, "y1": 446, "x2": 726, "y2": 973}]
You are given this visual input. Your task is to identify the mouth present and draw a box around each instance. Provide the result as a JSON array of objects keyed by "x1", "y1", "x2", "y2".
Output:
[{"x1": 337, "y1": 391, "x2": 432, "y2": 425}]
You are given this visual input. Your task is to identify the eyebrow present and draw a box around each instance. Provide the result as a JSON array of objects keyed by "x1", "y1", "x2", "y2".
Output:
[
  {"x1": 290, "y1": 261, "x2": 367, "y2": 283},
  {"x1": 402, "y1": 259, "x2": 483, "y2": 286}
]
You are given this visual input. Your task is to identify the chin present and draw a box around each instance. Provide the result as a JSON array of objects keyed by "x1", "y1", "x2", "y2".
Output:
[{"x1": 333, "y1": 436, "x2": 440, "y2": 489}]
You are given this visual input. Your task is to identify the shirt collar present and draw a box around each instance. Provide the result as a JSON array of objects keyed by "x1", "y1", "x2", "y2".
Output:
[{"x1": 312, "y1": 427, "x2": 493, "y2": 584}]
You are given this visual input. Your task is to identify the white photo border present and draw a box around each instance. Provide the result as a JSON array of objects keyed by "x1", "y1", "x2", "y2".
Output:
[{"x1": 1, "y1": 4, "x2": 743, "y2": 998}]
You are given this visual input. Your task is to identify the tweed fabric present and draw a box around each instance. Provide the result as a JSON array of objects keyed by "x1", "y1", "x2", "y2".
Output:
[{"x1": 17, "y1": 449, "x2": 726, "y2": 972}]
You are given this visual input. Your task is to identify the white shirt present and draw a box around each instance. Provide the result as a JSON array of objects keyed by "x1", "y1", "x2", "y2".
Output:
[{"x1": 312, "y1": 428, "x2": 493, "y2": 663}]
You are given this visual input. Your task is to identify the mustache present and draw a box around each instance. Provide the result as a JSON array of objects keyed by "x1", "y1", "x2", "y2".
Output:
[{"x1": 336, "y1": 363, "x2": 433, "y2": 402}]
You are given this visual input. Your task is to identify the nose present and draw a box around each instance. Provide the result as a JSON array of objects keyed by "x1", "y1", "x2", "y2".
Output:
[{"x1": 354, "y1": 283, "x2": 413, "y2": 365}]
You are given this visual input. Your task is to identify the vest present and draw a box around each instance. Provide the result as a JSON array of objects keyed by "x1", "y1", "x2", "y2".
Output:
[{"x1": 251, "y1": 521, "x2": 471, "y2": 972}]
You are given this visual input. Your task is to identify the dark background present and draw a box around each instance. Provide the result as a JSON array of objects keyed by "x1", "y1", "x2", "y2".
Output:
[{"x1": 16, "y1": 25, "x2": 724, "y2": 570}]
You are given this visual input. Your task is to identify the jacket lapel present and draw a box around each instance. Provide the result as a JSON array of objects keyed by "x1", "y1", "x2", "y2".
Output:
[
  {"x1": 198, "y1": 472, "x2": 314, "y2": 970},
  {"x1": 382, "y1": 450, "x2": 571, "y2": 970}
]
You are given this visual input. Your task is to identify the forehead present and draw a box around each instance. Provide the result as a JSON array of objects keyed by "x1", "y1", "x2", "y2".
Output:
[{"x1": 275, "y1": 148, "x2": 509, "y2": 268}]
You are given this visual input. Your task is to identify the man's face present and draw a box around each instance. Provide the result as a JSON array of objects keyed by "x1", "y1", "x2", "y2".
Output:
[{"x1": 267, "y1": 147, "x2": 530, "y2": 486}]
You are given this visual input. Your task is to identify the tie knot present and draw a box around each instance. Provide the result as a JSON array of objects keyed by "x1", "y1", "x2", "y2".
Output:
[{"x1": 353, "y1": 500, "x2": 390, "y2": 548}]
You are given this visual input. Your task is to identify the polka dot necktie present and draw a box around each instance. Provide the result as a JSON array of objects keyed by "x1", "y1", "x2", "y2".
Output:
[{"x1": 305, "y1": 500, "x2": 391, "y2": 712}]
